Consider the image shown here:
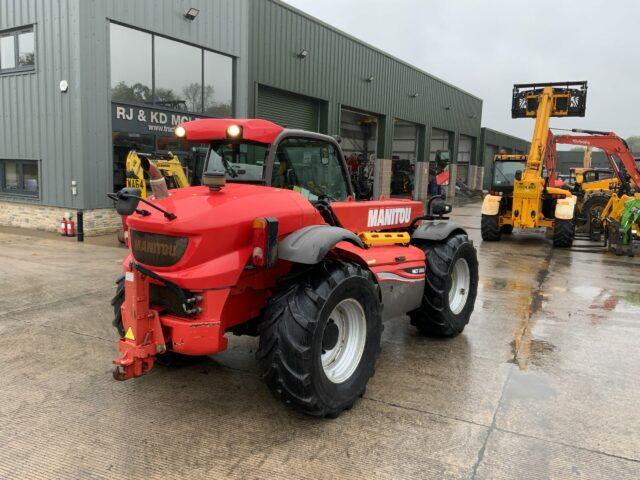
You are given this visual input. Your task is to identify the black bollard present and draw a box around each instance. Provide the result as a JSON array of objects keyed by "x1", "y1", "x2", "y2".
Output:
[{"x1": 77, "y1": 210, "x2": 84, "y2": 242}]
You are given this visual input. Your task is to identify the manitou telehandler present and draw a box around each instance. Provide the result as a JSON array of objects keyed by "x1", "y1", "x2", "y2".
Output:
[
  {"x1": 481, "y1": 82, "x2": 587, "y2": 247},
  {"x1": 109, "y1": 119, "x2": 479, "y2": 417}
]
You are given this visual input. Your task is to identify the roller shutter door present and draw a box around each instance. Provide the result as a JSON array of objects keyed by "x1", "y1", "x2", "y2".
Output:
[
  {"x1": 456, "y1": 135, "x2": 473, "y2": 184},
  {"x1": 257, "y1": 85, "x2": 319, "y2": 131}
]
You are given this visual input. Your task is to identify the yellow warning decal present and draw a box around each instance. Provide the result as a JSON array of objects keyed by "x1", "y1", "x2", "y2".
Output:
[{"x1": 125, "y1": 327, "x2": 135, "y2": 341}]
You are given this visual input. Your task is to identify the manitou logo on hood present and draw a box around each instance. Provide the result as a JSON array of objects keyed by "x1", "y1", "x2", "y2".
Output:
[{"x1": 367, "y1": 207, "x2": 412, "y2": 227}]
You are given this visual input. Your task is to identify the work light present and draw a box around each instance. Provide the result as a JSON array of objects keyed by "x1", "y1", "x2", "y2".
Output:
[
  {"x1": 226, "y1": 125, "x2": 242, "y2": 138},
  {"x1": 175, "y1": 126, "x2": 186, "y2": 138}
]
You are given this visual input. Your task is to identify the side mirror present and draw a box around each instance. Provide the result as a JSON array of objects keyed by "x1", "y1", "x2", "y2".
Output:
[
  {"x1": 515, "y1": 170, "x2": 523, "y2": 181},
  {"x1": 115, "y1": 187, "x2": 142, "y2": 216},
  {"x1": 431, "y1": 199, "x2": 452, "y2": 216}
]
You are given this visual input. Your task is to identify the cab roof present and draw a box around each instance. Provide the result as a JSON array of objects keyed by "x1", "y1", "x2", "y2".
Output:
[{"x1": 178, "y1": 118, "x2": 284, "y2": 144}]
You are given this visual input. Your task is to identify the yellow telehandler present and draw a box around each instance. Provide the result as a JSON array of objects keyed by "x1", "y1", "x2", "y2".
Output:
[{"x1": 481, "y1": 82, "x2": 587, "y2": 247}]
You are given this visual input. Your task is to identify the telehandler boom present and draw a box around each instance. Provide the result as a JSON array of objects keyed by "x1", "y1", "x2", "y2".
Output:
[{"x1": 481, "y1": 82, "x2": 587, "y2": 247}]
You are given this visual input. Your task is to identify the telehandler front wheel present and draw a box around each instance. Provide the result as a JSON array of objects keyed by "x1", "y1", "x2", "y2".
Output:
[
  {"x1": 409, "y1": 233, "x2": 478, "y2": 337},
  {"x1": 257, "y1": 261, "x2": 382, "y2": 418},
  {"x1": 552, "y1": 219, "x2": 575, "y2": 248},
  {"x1": 481, "y1": 214, "x2": 501, "y2": 241}
]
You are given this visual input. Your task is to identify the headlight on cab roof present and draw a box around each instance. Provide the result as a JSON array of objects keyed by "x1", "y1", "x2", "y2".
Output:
[{"x1": 226, "y1": 124, "x2": 242, "y2": 138}]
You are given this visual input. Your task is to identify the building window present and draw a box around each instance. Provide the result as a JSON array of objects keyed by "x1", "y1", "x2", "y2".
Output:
[
  {"x1": 110, "y1": 23, "x2": 153, "y2": 103},
  {"x1": 154, "y1": 36, "x2": 202, "y2": 112},
  {"x1": 0, "y1": 160, "x2": 39, "y2": 196},
  {"x1": 204, "y1": 50, "x2": 233, "y2": 116},
  {"x1": 109, "y1": 22, "x2": 234, "y2": 115},
  {"x1": 0, "y1": 26, "x2": 35, "y2": 73}
]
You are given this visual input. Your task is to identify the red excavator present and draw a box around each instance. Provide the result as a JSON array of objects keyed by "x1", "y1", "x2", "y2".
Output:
[{"x1": 547, "y1": 129, "x2": 640, "y2": 239}]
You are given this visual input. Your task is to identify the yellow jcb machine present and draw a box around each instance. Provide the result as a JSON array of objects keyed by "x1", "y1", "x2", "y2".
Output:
[
  {"x1": 125, "y1": 150, "x2": 190, "y2": 198},
  {"x1": 481, "y1": 81, "x2": 587, "y2": 247}
]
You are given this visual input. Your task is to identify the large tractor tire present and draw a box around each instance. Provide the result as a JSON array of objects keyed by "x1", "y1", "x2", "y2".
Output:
[
  {"x1": 481, "y1": 214, "x2": 501, "y2": 241},
  {"x1": 409, "y1": 233, "x2": 478, "y2": 337},
  {"x1": 111, "y1": 277, "x2": 200, "y2": 367},
  {"x1": 552, "y1": 219, "x2": 575, "y2": 248},
  {"x1": 584, "y1": 194, "x2": 610, "y2": 241},
  {"x1": 257, "y1": 261, "x2": 382, "y2": 418},
  {"x1": 500, "y1": 224, "x2": 513, "y2": 235}
]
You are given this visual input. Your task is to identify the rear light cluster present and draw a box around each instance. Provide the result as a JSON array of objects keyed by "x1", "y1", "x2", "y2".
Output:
[{"x1": 252, "y1": 217, "x2": 279, "y2": 268}]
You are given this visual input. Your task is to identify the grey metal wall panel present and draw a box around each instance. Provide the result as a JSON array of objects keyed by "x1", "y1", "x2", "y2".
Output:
[
  {"x1": 249, "y1": 0, "x2": 482, "y2": 160},
  {"x1": 0, "y1": 0, "x2": 82, "y2": 208},
  {"x1": 78, "y1": 0, "x2": 249, "y2": 209}
]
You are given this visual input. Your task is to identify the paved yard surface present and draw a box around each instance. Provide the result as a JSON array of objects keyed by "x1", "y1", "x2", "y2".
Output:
[{"x1": 1, "y1": 201, "x2": 639, "y2": 479}]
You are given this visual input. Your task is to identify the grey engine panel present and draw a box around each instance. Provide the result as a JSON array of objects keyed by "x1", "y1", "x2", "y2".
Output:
[
  {"x1": 378, "y1": 275, "x2": 424, "y2": 321},
  {"x1": 278, "y1": 225, "x2": 364, "y2": 265}
]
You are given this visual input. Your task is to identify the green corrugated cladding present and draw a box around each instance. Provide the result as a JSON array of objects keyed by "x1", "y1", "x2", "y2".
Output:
[
  {"x1": 248, "y1": 0, "x2": 483, "y2": 164},
  {"x1": 480, "y1": 128, "x2": 530, "y2": 155}
]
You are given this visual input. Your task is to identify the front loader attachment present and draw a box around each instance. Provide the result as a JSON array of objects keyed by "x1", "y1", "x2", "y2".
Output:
[{"x1": 512, "y1": 81, "x2": 587, "y2": 119}]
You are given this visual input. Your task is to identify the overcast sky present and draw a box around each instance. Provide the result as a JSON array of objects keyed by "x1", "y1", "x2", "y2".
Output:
[{"x1": 285, "y1": 0, "x2": 640, "y2": 142}]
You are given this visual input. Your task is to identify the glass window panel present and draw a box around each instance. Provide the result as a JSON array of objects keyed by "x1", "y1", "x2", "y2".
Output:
[
  {"x1": 4, "y1": 162, "x2": 19, "y2": 190},
  {"x1": 0, "y1": 35, "x2": 16, "y2": 70},
  {"x1": 154, "y1": 37, "x2": 201, "y2": 112},
  {"x1": 204, "y1": 51, "x2": 233, "y2": 117},
  {"x1": 22, "y1": 162, "x2": 38, "y2": 192},
  {"x1": 272, "y1": 138, "x2": 348, "y2": 201},
  {"x1": 109, "y1": 23, "x2": 152, "y2": 103},
  {"x1": 17, "y1": 31, "x2": 34, "y2": 67}
]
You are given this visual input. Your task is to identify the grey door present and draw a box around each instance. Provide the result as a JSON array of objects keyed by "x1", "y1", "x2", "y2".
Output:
[{"x1": 257, "y1": 85, "x2": 319, "y2": 131}]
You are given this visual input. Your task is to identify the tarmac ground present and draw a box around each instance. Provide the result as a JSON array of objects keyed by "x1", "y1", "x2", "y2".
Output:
[{"x1": 1, "y1": 200, "x2": 639, "y2": 479}]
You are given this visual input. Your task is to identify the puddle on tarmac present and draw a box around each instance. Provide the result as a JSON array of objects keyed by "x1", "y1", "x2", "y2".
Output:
[{"x1": 509, "y1": 338, "x2": 556, "y2": 368}]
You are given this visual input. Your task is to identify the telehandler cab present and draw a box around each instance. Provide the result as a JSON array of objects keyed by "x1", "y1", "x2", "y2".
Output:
[
  {"x1": 110, "y1": 118, "x2": 479, "y2": 417},
  {"x1": 481, "y1": 82, "x2": 587, "y2": 247}
]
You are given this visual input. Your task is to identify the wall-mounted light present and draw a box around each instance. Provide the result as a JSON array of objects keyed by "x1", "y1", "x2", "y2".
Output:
[
  {"x1": 410, "y1": 93, "x2": 419, "y2": 98},
  {"x1": 59, "y1": 80, "x2": 69, "y2": 93},
  {"x1": 184, "y1": 8, "x2": 200, "y2": 20},
  {"x1": 366, "y1": 76, "x2": 374, "y2": 83},
  {"x1": 443, "y1": 105, "x2": 453, "y2": 111},
  {"x1": 298, "y1": 49, "x2": 309, "y2": 59}
]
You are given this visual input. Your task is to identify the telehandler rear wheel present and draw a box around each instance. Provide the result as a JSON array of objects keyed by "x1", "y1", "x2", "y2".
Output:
[
  {"x1": 257, "y1": 261, "x2": 382, "y2": 418},
  {"x1": 481, "y1": 214, "x2": 501, "y2": 241},
  {"x1": 111, "y1": 277, "x2": 203, "y2": 367},
  {"x1": 409, "y1": 233, "x2": 478, "y2": 337},
  {"x1": 552, "y1": 219, "x2": 575, "y2": 248}
]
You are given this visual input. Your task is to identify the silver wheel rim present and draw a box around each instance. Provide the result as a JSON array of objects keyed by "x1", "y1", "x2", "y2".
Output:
[
  {"x1": 449, "y1": 258, "x2": 470, "y2": 315},
  {"x1": 321, "y1": 298, "x2": 367, "y2": 384}
]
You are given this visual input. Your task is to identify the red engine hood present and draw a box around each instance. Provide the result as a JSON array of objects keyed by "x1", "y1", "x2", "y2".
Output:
[{"x1": 124, "y1": 184, "x2": 323, "y2": 288}]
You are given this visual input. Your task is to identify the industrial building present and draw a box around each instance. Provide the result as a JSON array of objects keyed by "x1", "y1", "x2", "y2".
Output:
[{"x1": 1, "y1": 0, "x2": 519, "y2": 233}]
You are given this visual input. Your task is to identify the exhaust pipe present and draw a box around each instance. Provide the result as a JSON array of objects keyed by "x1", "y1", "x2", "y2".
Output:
[{"x1": 140, "y1": 156, "x2": 169, "y2": 200}]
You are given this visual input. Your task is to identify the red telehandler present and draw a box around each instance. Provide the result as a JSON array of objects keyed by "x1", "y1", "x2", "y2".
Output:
[{"x1": 109, "y1": 119, "x2": 479, "y2": 417}]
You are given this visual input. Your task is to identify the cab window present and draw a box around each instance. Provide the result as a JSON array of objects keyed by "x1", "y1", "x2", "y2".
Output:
[
  {"x1": 493, "y1": 160, "x2": 525, "y2": 187},
  {"x1": 271, "y1": 138, "x2": 349, "y2": 201},
  {"x1": 204, "y1": 142, "x2": 267, "y2": 182}
]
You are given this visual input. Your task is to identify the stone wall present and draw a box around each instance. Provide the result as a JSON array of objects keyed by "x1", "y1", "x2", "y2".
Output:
[
  {"x1": 0, "y1": 201, "x2": 121, "y2": 236},
  {"x1": 414, "y1": 162, "x2": 430, "y2": 200},
  {"x1": 372, "y1": 158, "x2": 392, "y2": 199}
]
